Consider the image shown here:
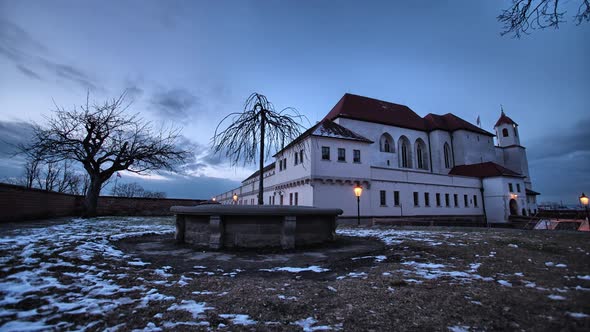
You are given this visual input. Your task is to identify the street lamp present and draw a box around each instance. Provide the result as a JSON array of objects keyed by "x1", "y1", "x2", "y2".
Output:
[
  {"x1": 580, "y1": 193, "x2": 589, "y2": 221},
  {"x1": 211, "y1": 197, "x2": 216, "y2": 202},
  {"x1": 354, "y1": 184, "x2": 363, "y2": 226},
  {"x1": 232, "y1": 193, "x2": 238, "y2": 205}
]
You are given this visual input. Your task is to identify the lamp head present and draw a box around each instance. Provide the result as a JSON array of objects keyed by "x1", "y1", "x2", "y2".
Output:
[
  {"x1": 580, "y1": 193, "x2": 589, "y2": 206},
  {"x1": 354, "y1": 184, "x2": 363, "y2": 197}
]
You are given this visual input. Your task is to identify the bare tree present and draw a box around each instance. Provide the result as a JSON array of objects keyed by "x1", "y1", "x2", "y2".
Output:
[
  {"x1": 212, "y1": 93, "x2": 307, "y2": 205},
  {"x1": 23, "y1": 153, "x2": 42, "y2": 189},
  {"x1": 111, "y1": 181, "x2": 167, "y2": 198},
  {"x1": 20, "y1": 92, "x2": 191, "y2": 216},
  {"x1": 498, "y1": 0, "x2": 590, "y2": 37},
  {"x1": 112, "y1": 182, "x2": 145, "y2": 197}
]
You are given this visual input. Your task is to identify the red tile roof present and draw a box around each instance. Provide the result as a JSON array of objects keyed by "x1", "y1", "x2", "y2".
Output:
[
  {"x1": 494, "y1": 110, "x2": 518, "y2": 127},
  {"x1": 273, "y1": 119, "x2": 372, "y2": 157},
  {"x1": 449, "y1": 162, "x2": 524, "y2": 178},
  {"x1": 243, "y1": 163, "x2": 276, "y2": 182},
  {"x1": 323, "y1": 93, "x2": 427, "y2": 131},
  {"x1": 424, "y1": 113, "x2": 494, "y2": 137},
  {"x1": 324, "y1": 93, "x2": 494, "y2": 136}
]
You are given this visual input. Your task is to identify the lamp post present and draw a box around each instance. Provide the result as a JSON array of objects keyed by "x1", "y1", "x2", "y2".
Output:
[
  {"x1": 354, "y1": 184, "x2": 363, "y2": 226},
  {"x1": 580, "y1": 193, "x2": 589, "y2": 221},
  {"x1": 232, "y1": 193, "x2": 238, "y2": 205}
]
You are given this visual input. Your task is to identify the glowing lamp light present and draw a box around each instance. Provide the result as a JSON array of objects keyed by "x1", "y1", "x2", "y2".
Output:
[
  {"x1": 232, "y1": 193, "x2": 238, "y2": 203},
  {"x1": 211, "y1": 197, "x2": 216, "y2": 202},
  {"x1": 354, "y1": 185, "x2": 363, "y2": 197},
  {"x1": 510, "y1": 193, "x2": 518, "y2": 199},
  {"x1": 580, "y1": 193, "x2": 589, "y2": 207},
  {"x1": 353, "y1": 184, "x2": 362, "y2": 226}
]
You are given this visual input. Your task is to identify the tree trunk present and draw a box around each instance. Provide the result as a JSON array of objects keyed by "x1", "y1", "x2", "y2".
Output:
[
  {"x1": 83, "y1": 176, "x2": 102, "y2": 217},
  {"x1": 258, "y1": 109, "x2": 265, "y2": 205}
]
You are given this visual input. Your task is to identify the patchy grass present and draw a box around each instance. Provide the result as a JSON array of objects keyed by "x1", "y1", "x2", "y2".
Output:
[{"x1": 0, "y1": 218, "x2": 589, "y2": 331}]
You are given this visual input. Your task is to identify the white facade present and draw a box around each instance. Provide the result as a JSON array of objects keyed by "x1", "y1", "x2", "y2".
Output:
[{"x1": 215, "y1": 94, "x2": 539, "y2": 223}]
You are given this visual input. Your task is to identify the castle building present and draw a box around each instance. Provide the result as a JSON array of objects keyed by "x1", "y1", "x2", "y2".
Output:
[{"x1": 215, "y1": 94, "x2": 539, "y2": 223}]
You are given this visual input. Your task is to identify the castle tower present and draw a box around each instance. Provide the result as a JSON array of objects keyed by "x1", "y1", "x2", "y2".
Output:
[
  {"x1": 494, "y1": 107, "x2": 520, "y2": 147},
  {"x1": 494, "y1": 107, "x2": 531, "y2": 188}
]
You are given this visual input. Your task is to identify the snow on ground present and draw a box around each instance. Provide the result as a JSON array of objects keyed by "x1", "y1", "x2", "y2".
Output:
[
  {"x1": 260, "y1": 266, "x2": 330, "y2": 273},
  {"x1": 293, "y1": 316, "x2": 337, "y2": 331},
  {"x1": 337, "y1": 228, "x2": 472, "y2": 246},
  {"x1": 0, "y1": 217, "x2": 176, "y2": 331},
  {"x1": 219, "y1": 314, "x2": 257, "y2": 326}
]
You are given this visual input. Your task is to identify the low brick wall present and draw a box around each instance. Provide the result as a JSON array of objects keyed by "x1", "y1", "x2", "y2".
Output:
[
  {"x1": 0, "y1": 183, "x2": 83, "y2": 222},
  {"x1": 0, "y1": 183, "x2": 205, "y2": 222}
]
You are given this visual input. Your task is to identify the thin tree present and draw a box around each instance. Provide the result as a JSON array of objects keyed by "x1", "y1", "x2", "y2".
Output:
[
  {"x1": 498, "y1": 0, "x2": 589, "y2": 37},
  {"x1": 212, "y1": 93, "x2": 307, "y2": 205},
  {"x1": 20, "y1": 92, "x2": 191, "y2": 216}
]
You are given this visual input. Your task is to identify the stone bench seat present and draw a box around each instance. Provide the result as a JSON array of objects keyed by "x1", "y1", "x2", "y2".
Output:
[{"x1": 171, "y1": 205, "x2": 343, "y2": 249}]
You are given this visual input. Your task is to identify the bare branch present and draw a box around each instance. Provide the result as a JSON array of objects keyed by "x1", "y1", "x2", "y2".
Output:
[{"x1": 498, "y1": 0, "x2": 588, "y2": 37}]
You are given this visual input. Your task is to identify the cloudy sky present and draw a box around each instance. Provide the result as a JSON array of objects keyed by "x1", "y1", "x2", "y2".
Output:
[{"x1": 0, "y1": 0, "x2": 588, "y2": 203}]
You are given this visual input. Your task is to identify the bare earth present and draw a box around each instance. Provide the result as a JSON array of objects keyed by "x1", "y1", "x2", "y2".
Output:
[{"x1": 0, "y1": 217, "x2": 589, "y2": 331}]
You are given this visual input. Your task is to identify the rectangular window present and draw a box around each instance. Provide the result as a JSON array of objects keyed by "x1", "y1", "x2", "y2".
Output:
[
  {"x1": 473, "y1": 195, "x2": 478, "y2": 207},
  {"x1": 464, "y1": 194, "x2": 469, "y2": 207},
  {"x1": 268, "y1": 196, "x2": 272, "y2": 205},
  {"x1": 413, "y1": 192, "x2": 419, "y2": 206},
  {"x1": 380, "y1": 190, "x2": 386, "y2": 206},
  {"x1": 508, "y1": 183, "x2": 513, "y2": 192},
  {"x1": 424, "y1": 193, "x2": 430, "y2": 207},
  {"x1": 284, "y1": 158, "x2": 287, "y2": 170},
  {"x1": 445, "y1": 193, "x2": 450, "y2": 207},
  {"x1": 295, "y1": 192, "x2": 298, "y2": 206},
  {"x1": 294, "y1": 153, "x2": 298, "y2": 165},
  {"x1": 454, "y1": 194, "x2": 458, "y2": 207},
  {"x1": 289, "y1": 193, "x2": 293, "y2": 206},
  {"x1": 251, "y1": 198, "x2": 254, "y2": 205},
  {"x1": 322, "y1": 146, "x2": 330, "y2": 160},
  {"x1": 436, "y1": 193, "x2": 441, "y2": 206},
  {"x1": 338, "y1": 148, "x2": 346, "y2": 162},
  {"x1": 516, "y1": 183, "x2": 521, "y2": 192},
  {"x1": 300, "y1": 150, "x2": 304, "y2": 164},
  {"x1": 272, "y1": 196, "x2": 275, "y2": 205},
  {"x1": 279, "y1": 160, "x2": 282, "y2": 171},
  {"x1": 280, "y1": 195, "x2": 284, "y2": 206},
  {"x1": 394, "y1": 191, "x2": 400, "y2": 206},
  {"x1": 353, "y1": 149, "x2": 361, "y2": 163}
]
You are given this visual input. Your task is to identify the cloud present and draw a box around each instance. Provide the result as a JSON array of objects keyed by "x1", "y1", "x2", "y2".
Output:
[
  {"x1": 0, "y1": 19, "x2": 99, "y2": 91},
  {"x1": 526, "y1": 117, "x2": 590, "y2": 204},
  {"x1": 16, "y1": 64, "x2": 42, "y2": 80},
  {"x1": 150, "y1": 88, "x2": 199, "y2": 119},
  {"x1": 0, "y1": 120, "x2": 34, "y2": 156},
  {"x1": 527, "y1": 117, "x2": 590, "y2": 161}
]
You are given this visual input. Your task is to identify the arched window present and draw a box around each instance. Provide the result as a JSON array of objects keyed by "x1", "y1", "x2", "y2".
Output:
[
  {"x1": 398, "y1": 136, "x2": 412, "y2": 168},
  {"x1": 443, "y1": 143, "x2": 452, "y2": 168},
  {"x1": 379, "y1": 133, "x2": 394, "y2": 153},
  {"x1": 502, "y1": 128, "x2": 509, "y2": 137},
  {"x1": 415, "y1": 138, "x2": 428, "y2": 170}
]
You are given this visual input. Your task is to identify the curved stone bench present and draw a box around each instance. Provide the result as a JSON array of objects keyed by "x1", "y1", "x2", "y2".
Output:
[{"x1": 171, "y1": 205, "x2": 343, "y2": 249}]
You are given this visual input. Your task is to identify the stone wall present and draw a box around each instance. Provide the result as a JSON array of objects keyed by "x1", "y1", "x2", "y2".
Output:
[{"x1": 0, "y1": 183, "x2": 204, "y2": 222}]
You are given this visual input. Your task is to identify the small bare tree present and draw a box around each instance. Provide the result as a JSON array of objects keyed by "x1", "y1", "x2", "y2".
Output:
[
  {"x1": 20, "y1": 92, "x2": 191, "y2": 216},
  {"x1": 498, "y1": 0, "x2": 590, "y2": 37},
  {"x1": 212, "y1": 93, "x2": 307, "y2": 205}
]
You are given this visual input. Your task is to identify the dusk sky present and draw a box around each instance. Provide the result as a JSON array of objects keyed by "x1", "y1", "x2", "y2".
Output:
[{"x1": 0, "y1": 0, "x2": 588, "y2": 203}]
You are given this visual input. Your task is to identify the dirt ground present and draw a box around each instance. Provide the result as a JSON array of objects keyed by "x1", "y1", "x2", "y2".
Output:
[{"x1": 1, "y1": 217, "x2": 589, "y2": 331}]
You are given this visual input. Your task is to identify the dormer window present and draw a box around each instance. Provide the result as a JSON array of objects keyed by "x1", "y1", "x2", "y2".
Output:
[{"x1": 502, "y1": 128, "x2": 509, "y2": 137}]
